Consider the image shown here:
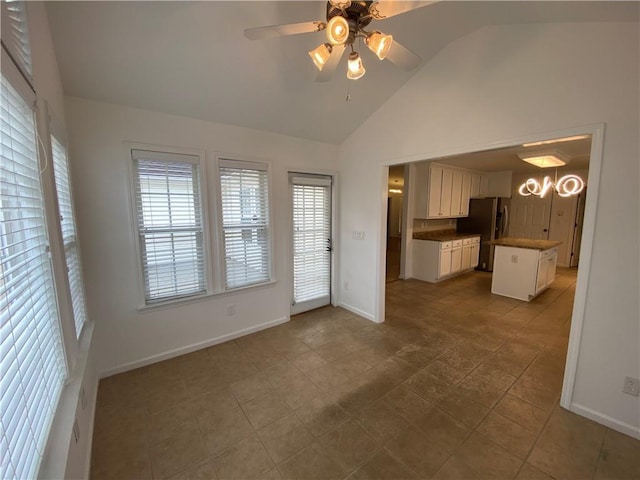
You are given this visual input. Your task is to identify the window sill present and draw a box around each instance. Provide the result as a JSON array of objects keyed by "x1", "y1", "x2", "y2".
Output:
[{"x1": 136, "y1": 279, "x2": 278, "y2": 313}]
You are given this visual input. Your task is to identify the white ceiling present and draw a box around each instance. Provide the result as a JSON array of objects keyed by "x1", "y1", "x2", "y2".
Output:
[{"x1": 46, "y1": 1, "x2": 638, "y2": 145}]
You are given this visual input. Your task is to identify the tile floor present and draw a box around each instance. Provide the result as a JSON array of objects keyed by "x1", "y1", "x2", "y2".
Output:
[{"x1": 91, "y1": 268, "x2": 640, "y2": 479}]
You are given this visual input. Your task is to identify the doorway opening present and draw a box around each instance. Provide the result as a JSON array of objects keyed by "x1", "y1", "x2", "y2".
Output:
[
  {"x1": 386, "y1": 165, "x2": 405, "y2": 283},
  {"x1": 380, "y1": 128, "x2": 599, "y2": 416}
]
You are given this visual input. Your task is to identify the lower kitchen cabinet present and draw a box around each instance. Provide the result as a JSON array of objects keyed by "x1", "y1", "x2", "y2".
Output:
[{"x1": 413, "y1": 236, "x2": 480, "y2": 283}]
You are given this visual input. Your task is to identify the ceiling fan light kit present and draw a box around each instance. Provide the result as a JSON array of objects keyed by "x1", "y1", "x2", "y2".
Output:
[
  {"x1": 347, "y1": 51, "x2": 366, "y2": 80},
  {"x1": 309, "y1": 43, "x2": 333, "y2": 70},
  {"x1": 245, "y1": 1, "x2": 430, "y2": 83}
]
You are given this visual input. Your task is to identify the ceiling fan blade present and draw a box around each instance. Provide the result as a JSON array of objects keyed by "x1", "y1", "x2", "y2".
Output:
[
  {"x1": 369, "y1": 1, "x2": 438, "y2": 20},
  {"x1": 386, "y1": 39, "x2": 422, "y2": 71},
  {"x1": 316, "y1": 45, "x2": 346, "y2": 82},
  {"x1": 244, "y1": 21, "x2": 325, "y2": 40}
]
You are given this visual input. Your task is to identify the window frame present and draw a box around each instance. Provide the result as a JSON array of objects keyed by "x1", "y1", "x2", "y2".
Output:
[
  {"x1": 215, "y1": 156, "x2": 274, "y2": 291},
  {"x1": 126, "y1": 143, "x2": 212, "y2": 308},
  {"x1": 126, "y1": 146, "x2": 276, "y2": 309}
]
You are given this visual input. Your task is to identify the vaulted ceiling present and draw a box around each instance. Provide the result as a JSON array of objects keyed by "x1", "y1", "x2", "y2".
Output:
[{"x1": 46, "y1": 1, "x2": 638, "y2": 145}]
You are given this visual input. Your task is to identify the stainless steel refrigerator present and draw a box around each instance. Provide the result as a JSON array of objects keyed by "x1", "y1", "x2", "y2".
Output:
[{"x1": 457, "y1": 198, "x2": 509, "y2": 271}]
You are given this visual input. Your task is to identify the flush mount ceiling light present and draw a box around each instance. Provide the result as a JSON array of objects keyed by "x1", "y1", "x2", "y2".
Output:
[
  {"x1": 517, "y1": 149, "x2": 571, "y2": 168},
  {"x1": 244, "y1": 1, "x2": 433, "y2": 83}
]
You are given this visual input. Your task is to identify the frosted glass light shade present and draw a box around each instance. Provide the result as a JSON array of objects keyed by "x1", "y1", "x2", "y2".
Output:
[
  {"x1": 326, "y1": 16, "x2": 349, "y2": 45},
  {"x1": 329, "y1": 0, "x2": 351, "y2": 8},
  {"x1": 367, "y1": 31, "x2": 393, "y2": 60},
  {"x1": 308, "y1": 43, "x2": 332, "y2": 71},
  {"x1": 347, "y1": 52, "x2": 365, "y2": 80}
]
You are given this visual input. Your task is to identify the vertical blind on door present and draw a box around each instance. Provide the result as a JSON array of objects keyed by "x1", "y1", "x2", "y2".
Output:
[
  {"x1": 51, "y1": 135, "x2": 87, "y2": 337},
  {"x1": 291, "y1": 178, "x2": 331, "y2": 304},
  {"x1": 1, "y1": 73, "x2": 67, "y2": 480},
  {"x1": 132, "y1": 150, "x2": 206, "y2": 303},
  {"x1": 219, "y1": 160, "x2": 270, "y2": 289}
]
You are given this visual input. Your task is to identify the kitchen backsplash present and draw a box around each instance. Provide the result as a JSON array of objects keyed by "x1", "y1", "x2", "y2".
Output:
[{"x1": 413, "y1": 218, "x2": 457, "y2": 233}]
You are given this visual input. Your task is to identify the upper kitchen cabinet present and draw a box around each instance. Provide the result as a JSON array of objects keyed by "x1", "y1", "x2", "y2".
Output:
[{"x1": 414, "y1": 163, "x2": 477, "y2": 219}]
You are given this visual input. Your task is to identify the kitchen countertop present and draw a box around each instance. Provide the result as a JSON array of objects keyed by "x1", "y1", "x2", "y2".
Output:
[
  {"x1": 488, "y1": 238, "x2": 562, "y2": 250},
  {"x1": 413, "y1": 230, "x2": 482, "y2": 241}
]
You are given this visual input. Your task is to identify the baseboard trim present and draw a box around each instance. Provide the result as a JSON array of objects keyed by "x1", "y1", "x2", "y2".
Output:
[
  {"x1": 83, "y1": 376, "x2": 99, "y2": 480},
  {"x1": 100, "y1": 316, "x2": 289, "y2": 378},
  {"x1": 338, "y1": 302, "x2": 378, "y2": 323},
  {"x1": 569, "y1": 402, "x2": 640, "y2": 440}
]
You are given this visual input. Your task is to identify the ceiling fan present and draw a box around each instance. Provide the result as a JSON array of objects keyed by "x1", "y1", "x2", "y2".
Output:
[{"x1": 244, "y1": 0, "x2": 436, "y2": 82}]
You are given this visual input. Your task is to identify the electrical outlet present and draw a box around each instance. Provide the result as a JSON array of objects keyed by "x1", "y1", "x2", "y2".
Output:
[
  {"x1": 623, "y1": 376, "x2": 640, "y2": 397},
  {"x1": 511, "y1": 255, "x2": 518, "y2": 264},
  {"x1": 352, "y1": 231, "x2": 365, "y2": 241},
  {"x1": 226, "y1": 304, "x2": 235, "y2": 316}
]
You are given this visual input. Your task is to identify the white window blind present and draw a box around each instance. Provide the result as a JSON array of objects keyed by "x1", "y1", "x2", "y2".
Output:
[
  {"x1": 1, "y1": 73, "x2": 66, "y2": 480},
  {"x1": 1, "y1": 0, "x2": 33, "y2": 82},
  {"x1": 292, "y1": 178, "x2": 331, "y2": 304},
  {"x1": 219, "y1": 160, "x2": 271, "y2": 289},
  {"x1": 51, "y1": 135, "x2": 87, "y2": 337},
  {"x1": 132, "y1": 150, "x2": 206, "y2": 303}
]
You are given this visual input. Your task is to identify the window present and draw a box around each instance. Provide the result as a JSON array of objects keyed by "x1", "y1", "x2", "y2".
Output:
[
  {"x1": 1, "y1": 71, "x2": 67, "y2": 479},
  {"x1": 132, "y1": 149, "x2": 206, "y2": 304},
  {"x1": 0, "y1": 0, "x2": 33, "y2": 83},
  {"x1": 219, "y1": 160, "x2": 271, "y2": 289},
  {"x1": 51, "y1": 135, "x2": 87, "y2": 337}
]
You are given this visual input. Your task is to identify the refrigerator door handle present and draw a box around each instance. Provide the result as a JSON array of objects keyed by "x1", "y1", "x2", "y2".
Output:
[{"x1": 502, "y1": 205, "x2": 509, "y2": 235}]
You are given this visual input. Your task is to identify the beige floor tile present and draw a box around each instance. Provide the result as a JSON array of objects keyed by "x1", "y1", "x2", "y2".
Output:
[
  {"x1": 147, "y1": 401, "x2": 199, "y2": 446},
  {"x1": 350, "y1": 449, "x2": 416, "y2": 480},
  {"x1": 457, "y1": 375, "x2": 505, "y2": 408},
  {"x1": 167, "y1": 460, "x2": 218, "y2": 480},
  {"x1": 477, "y1": 411, "x2": 538, "y2": 459},
  {"x1": 149, "y1": 427, "x2": 208, "y2": 479},
  {"x1": 213, "y1": 435, "x2": 275, "y2": 480},
  {"x1": 394, "y1": 344, "x2": 438, "y2": 370},
  {"x1": 422, "y1": 360, "x2": 468, "y2": 386},
  {"x1": 437, "y1": 389, "x2": 490, "y2": 428},
  {"x1": 290, "y1": 350, "x2": 328, "y2": 373},
  {"x1": 258, "y1": 413, "x2": 314, "y2": 464},
  {"x1": 403, "y1": 370, "x2": 452, "y2": 403},
  {"x1": 279, "y1": 442, "x2": 349, "y2": 480},
  {"x1": 470, "y1": 363, "x2": 518, "y2": 391},
  {"x1": 305, "y1": 363, "x2": 351, "y2": 390},
  {"x1": 354, "y1": 400, "x2": 409, "y2": 443},
  {"x1": 241, "y1": 391, "x2": 291, "y2": 430},
  {"x1": 514, "y1": 462, "x2": 554, "y2": 480},
  {"x1": 385, "y1": 426, "x2": 452, "y2": 477},
  {"x1": 191, "y1": 389, "x2": 239, "y2": 421},
  {"x1": 508, "y1": 374, "x2": 559, "y2": 411},
  {"x1": 528, "y1": 407, "x2": 606, "y2": 480},
  {"x1": 91, "y1": 450, "x2": 152, "y2": 480},
  {"x1": 320, "y1": 419, "x2": 379, "y2": 470},
  {"x1": 383, "y1": 384, "x2": 433, "y2": 424},
  {"x1": 594, "y1": 428, "x2": 640, "y2": 479},
  {"x1": 436, "y1": 431, "x2": 522, "y2": 480},
  {"x1": 229, "y1": 373, "x2": 273, "y2": 404},
  {"x1": 493, "y1": 394, "x2": 550, "y2": 433},
  {"x1": 295, "y1": 395, "x2": 349, "y2": 436},
  {"x1": 199, "y1": 406, "x2": 254, "y2": 457},
  {"x1": 414, "y1": 408, "x2": 470, "y2": 453}
]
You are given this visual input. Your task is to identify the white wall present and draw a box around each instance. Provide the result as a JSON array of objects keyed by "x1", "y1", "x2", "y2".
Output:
[
  {"x1": 64, "y1": 97, "x2": 340, "y2": 375},
  {"x1": 24, "y1": 3, "x2": 98, "y2": 478},
  {"x1": 338, "y1": 23, "x2": 639, "y2": 435}
]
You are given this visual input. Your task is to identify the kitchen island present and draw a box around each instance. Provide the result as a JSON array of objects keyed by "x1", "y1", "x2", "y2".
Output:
[{"x1": 488, "y1": 238, "x2": 562, "y2": 301}]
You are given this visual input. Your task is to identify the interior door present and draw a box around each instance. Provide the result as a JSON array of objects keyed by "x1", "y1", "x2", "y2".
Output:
[
  {"x1": 290, "y1": 174, "x2": 332, "y2": 315},
  {"x1": 508, "y1": 193, "x2": 552, "y2": 239}
]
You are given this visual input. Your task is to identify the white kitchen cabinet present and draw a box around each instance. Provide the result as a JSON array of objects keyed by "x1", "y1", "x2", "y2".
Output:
[
  {"x1": 492, "y1": 244, "x2": 559, "y2": 301},
  {"x1": 459, "y1": 172, "x2": 472, "y2": 216},
  {"x1": 450, "y1": 239, "x2": 463, "y2": 273},
  {"x1": 412, "y1": 236, "x2": 480, "y2": 283},
  {"x1": 461, "y1": 238, "x2": 473, "y2": 270},
  {"x1": 470, "y1": 237, "x2": 480, "y2": 267},
  {"x1": 470, "y1": 173, "x2": 488, "y2": 199},
  {"x1": 450, "y1": 170, "x2": 463, "y2": 217},
  {"x1": 427, "y1": 165, "x2": 453, "y2": 218}
]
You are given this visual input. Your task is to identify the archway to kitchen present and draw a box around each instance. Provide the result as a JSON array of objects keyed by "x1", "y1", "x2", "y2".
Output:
[{"x1": 377, "y1": 125, "x2": 604, "y2": 413}]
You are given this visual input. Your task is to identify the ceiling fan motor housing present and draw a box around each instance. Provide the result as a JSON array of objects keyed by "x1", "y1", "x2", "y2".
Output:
[{"x1": 326, "y1": 1, "x2": 374, "y2": 44}]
